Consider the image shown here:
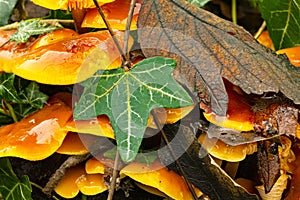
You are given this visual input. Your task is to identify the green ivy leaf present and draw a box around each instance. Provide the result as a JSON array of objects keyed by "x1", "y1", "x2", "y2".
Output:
[
  {"x1": 258, "y1": 0, "x2": 300, "y2": 50},
  {"x1": 74, "y1": 57, "x2": 193, "y2": 162},
  {"x1": 0, "y1": 158, "x2": 32, "y2": 200},
  {"x1": 10, "y1": 18, "x2": 61, "y2": 43},
  {"x1": 0, "y1": 0, "x2": 18, "y2": 26},
  {"x1": 15, "y1": 82, "x2": 48, "y2": 118},
  {"x1": 0, "y1": 73, "x2": 48, "y2": 124},
  {"x1": 0, "y1": 73, "x2": 22, "y2": 103},
  {"x1": 44, "y1": 10, "x2": 73, "y2": 20},
  {"x1": 186, "y1": 0, "x2": 210, "y2": 7},
  {"x1": 104, "y1": 147, "x2": 157, "y2": 165}
]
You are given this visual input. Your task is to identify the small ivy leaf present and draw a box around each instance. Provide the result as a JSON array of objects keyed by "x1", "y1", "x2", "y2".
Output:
[
  {"x1": 0, "y1": 158, "x2": 32, "y2": 200},
  {"x1": 0, "y1": 0, "x2": 18, "y2": 26},
  {"x1": 0, "y1": 73, "x2": 48, "y2": 123},
  {"x1": 0, "y1": 73, "x2": 22, "y2": 103},
  {"x1": 21, "y1": 82, "x2": 48, "y2": 109},
  {"x1": 15, "y1": 82, "x2": 48, "y2": 118},
  {"x1": 74, "y1": 57, "x2": 194, "y2": 162},
  {"x1": 258, "y1": 0, "x2": 300, "y2": 50},
  {"x1": 10, "y1": 19, "x2": 61, "y2": 43}
]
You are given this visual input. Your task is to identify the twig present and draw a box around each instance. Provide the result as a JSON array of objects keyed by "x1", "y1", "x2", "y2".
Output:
[
  {"x1": 92, "y1": 0, "x2": 127, "y2": 64},
  {"x1": 123, "y1": 0, "x2": 137, "y2": 68},
  {"x1": 42, "y1": 154, "x2": 91, "y2": 196},
  {"x1": 151, "y1": 110, "x2": 198, "y2": 200},
  {"x1": 254, "y1": 21, "x2": 267, "y2": 39},
  {"x1": 0, "y1": 40, "x2": 10, "y2": 48},
  {"x1": 107, "y1": 150, "x2": 121, "y2": 200},
  {"x1": 4, "y1": 101, "x2": 18, "y2": 122},
  {"x1": 231, "y1": 0, "x2": 237, "y2": 24}
]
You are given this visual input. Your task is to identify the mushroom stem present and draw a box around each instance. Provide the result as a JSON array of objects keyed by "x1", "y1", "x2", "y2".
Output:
[
  {"x1": 93, "y1": 0, "x2": 127, "y2": 64},
  {"x1": 71, "y1": 9, "x2": 89, "y2": 34}
]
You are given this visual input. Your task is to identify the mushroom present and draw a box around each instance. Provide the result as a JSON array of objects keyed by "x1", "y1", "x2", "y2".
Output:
[
  {"x1": 63, "y1": 115, "x2": 115, "y2": 139},
  {"x1": 85, "y1": 157, "x2": 105, "y2": 174},
  {"x1": 56, "y1": 132, "x2": 89, "y2": 155},
  {"x1": 256, "y1": 30, "x2": 275, "y2": 50},
  {"x1": 76, "y1": 173, "x2": 108, "y2": 195},
  {"x1": 121, "y1": 160, "x2": 202, "y2": 200},
  {"x1": 276, "y1": 46, "x2": 300, "y2": 67},
  {"x1": 198, "y1": 133, "x2": 257, "y2": 162},
  {"x1": 31, "y1": 0, "x2": 115, "y2": 33},
  {"x1": 54, "y1": 163, "x2": 108, "y2": 198},
  {"x1": 0, "y1": 94, "x2": 72, "y2": 160},
  {"x1": 0, "y1": 29, "x2": 132, "y2": 85},
  {"x1": 82, "y1": 0, "x2": 141, "y2": 30},
  {"x1": 201, "y1": 79, "x2": 255, "y2": 132}
]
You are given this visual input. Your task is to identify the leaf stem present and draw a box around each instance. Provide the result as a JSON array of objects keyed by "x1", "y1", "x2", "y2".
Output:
[
  {"x1": 123, "y1": 0, "x2": 137, "y2": 67},
  {"x1": 107, "y1": 150, "x2": 120, "y2": 200},
  {"x1": 92, "y1": 0, "x2": 127, "y2": 65},
  {"x1": 151, "y1": 110, "x2": 198, "y2": 200},
  {"x1": 4, "y1": 101, "x2": 18, "y2": 122},
  {"x1": 254, "y1": 21, "x2": 267, "y2": 39},
  {"x1": 31, "y1": 181, "x2": 60, "y2": 200},
  {"x1": 231, "y1": 0, "x2": 237, "y2": 24}
]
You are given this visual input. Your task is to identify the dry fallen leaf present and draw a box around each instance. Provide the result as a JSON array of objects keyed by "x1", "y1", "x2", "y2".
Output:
[{"x1": 137, "y1": 0, "x2": 300, "y2": 117}]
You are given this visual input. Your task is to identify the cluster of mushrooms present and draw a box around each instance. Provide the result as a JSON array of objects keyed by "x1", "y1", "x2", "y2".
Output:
[{"x1": 0, "y1": 0, "x2": 300, "y2": 199}]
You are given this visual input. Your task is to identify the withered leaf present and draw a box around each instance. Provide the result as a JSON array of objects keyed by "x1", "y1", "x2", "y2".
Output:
[
  {"x1": 158, "y1": 124, "x2": 258, "y2": 199},
  {"x1": 137, "y1": 0, "x2": 300, "y2": 116},
  {"x1": 257, "y1": 140, "x2": 281, "y2": 193}
]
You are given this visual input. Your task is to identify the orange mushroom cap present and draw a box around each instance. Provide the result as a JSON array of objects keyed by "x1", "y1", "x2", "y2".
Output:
[
  {"x1": 63, "y1": 115, "x2": 115, "y2": 139},
  {"x1": 121, "y1": 160, "x2": 202, "y2": 200},
  {"x1": 0, "y1": 29, "x2": 132, "y2": 85},
  {"x1": 202, "y1": 79, "x2": 255, "y2": 132},
  {"x1": 55, "y1": 164, "x2": 108, "y2": 198},
  {"x1": 0, "y1": 95, "x2": 72, "y2": 160},
  {"x1": 76, "y1": 173, "x2": 108, "y2": 195},
  {"x1": 82, "y1": 0, "x2": 141, "y2": 30},
  {"x1": 55, "y1": 165, "x2": 84, "y2": 198},
  {"x1": 276, "y1": 46, "x2": 300, "y2": 67},
  {"x1": 85, "y1": 157, "x2": 105, "y2": 174},
  {"x1": 257, "y1": 30, "x2": 275, "y2": 50},
  {"x1": 198, "y1": 133, "x2": 257, "y2": 162},
  {"x1": 31, "y1": 0, "x2": 115, "y2": 10},
  {"x1": 56, "y1": 132, "x2": 89, "y2": 155},
  {"x1": 29, "y1": 29, "x2": 79, "y2": 50}
]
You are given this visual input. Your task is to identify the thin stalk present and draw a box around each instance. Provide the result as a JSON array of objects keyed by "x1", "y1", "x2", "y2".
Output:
[
  {"x1": 254, "y1": 21, "x2": 267, "y2": 39},
  {"x1": 4, "y1": 101, "x2": 18, "y2": 122},
  {"x1": 232, "y1": 0, "x2": 237, "y2": 24},
  {"x1": 151, "y1": 110, "x2": 198, "y2": 200},
  {"x1": 93, "y1": 0, "x2": 127, "y2": 64},
  {"x1": 123, "y1": 0, "x2": 137, "y2": 67},
  {"x1": 0, "y1": 40, "x2": 9, "y2": 48},
  {"x1": 107, "y1": 150, "x2": 120, "y2": 200},
  {"x1": 31, "y1": 181, "x2": 60, "y2": 200}
]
